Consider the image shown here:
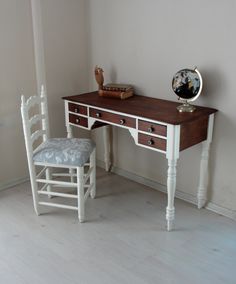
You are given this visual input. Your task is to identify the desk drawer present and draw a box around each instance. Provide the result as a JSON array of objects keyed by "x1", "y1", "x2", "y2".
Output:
[
  {"x1": 90, "y1": 108, "x2": 136, "y2": 128},
  {"x1": 138, "y1": 133, "x2": 166, "y2": 151},
  {"x1": 69, "y1": 114, "x2": 88, "y2": 128},
  {"x1": 68, "y1": 103, "x2": 87, "y2": 115},
  {"x1": 138, "y1": 120, "x2": 167, "y2": 137}
]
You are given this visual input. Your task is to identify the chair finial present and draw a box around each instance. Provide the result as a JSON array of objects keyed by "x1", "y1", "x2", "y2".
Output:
[
  {"x1": 21, "y1": 95, "x2": 26, "y2": 107},
  {"x1": 41, "y1": 85, "x2": 45, "y2": 97}
]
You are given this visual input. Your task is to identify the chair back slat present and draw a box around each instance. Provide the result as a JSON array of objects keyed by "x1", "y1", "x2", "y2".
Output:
[
  {"x1": 25, "y1": 95, "x2": 44, "y2": 109},
  {"x1": 21, "y1": 85, "x2": 50, "y2": 160},
  {"x1": 30, "y1": 114, "x2": 46, "y2": 127},
  {"x1": 31, "y1": 129, "x2": 47, "y2": 144}
]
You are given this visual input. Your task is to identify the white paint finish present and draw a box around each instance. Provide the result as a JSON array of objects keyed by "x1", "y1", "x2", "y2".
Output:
[
  {"x1": 165, "y1": 125, "x2": 180, "y2": 230},
  {"x1": 77, "y1": 167, "x2": 85, "y2": 222},
  {"x1": 90, "y1": 149, "x2": 96, "y2": 198},
  {"x1": 87, "y1": 0, "x2": 236, "y2": 213},
  {"x1": 21, "y1": 89, "x2": 96, "y2": 221},
  {"x1": 103, "y1": 125, "x2": 112, "y2": 172},
  {"x1": 0, "y1": 168, "x2": 236, "y2": 284},
  {"x1": 197, "y1": 114, "x2": 214, "y2": 209}
]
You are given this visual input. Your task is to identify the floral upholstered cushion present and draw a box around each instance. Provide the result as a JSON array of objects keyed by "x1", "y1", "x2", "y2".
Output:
[{"x1": 33, "y1": 138, "x2": 95, "y2": 167}]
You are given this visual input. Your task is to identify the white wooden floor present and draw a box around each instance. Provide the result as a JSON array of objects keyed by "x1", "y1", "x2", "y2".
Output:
[{"x1": 0, "y1": 167, "x2": 236, "y2": 284}]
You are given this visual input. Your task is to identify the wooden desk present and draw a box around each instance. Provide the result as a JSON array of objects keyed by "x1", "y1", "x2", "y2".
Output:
[{"x1": 63, "y1": 91, "x2": 217, "y2": 231}]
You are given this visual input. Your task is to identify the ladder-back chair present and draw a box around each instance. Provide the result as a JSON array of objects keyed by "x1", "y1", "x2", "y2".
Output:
[{"x1": 21, "y1": 86, "x2": 96, "y2": 222}]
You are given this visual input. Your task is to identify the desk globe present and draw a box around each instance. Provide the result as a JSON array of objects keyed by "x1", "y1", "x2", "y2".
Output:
[{"x1": 172, "y1": 67, "x2": 203, "y2": 112}]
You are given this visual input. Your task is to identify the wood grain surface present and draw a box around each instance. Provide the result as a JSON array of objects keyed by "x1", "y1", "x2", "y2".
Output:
[{"x1": 63, "y1": 91, "x2": 217, "y2": 125}]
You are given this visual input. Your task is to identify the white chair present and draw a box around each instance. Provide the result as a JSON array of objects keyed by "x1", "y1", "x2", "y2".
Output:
[{"x1": 21, "y1": 86, "x2": 96, "y2": 222}]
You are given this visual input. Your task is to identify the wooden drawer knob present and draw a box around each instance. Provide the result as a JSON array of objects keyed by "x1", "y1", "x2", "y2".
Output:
[
  {"x1": 75, "y1": 118, "x2": 80, "y2": 123},
  {"x1": 148, "y1": 127, "x2": 154, "y2": 133},
  {"x1": 74, "y1": 108, "x2": 79, "y2": 113},
  {"x1": 120, "y1": 119, "x2": 125, "y2": 125},
  {"x1": 147, "y1": 139, "x2": 154, "y2": 146},
  {"x1": 96, "y1": 112, "x2": 101, "y2": 118}
]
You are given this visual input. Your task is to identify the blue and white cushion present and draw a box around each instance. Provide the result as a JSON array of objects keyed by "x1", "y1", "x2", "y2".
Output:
[{"x1": 33, "y1": 138, "x2": 95, "y2": 167}]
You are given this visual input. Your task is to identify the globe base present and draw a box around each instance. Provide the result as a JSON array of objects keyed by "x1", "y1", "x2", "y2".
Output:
[{"x1": 177, "y1": 101, "x2": 196, "y2": 113}]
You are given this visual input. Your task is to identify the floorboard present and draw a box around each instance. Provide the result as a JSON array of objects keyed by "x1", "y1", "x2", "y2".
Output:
[{"x1": 0, "y1": 167, "x2": 235, "y2": 284}]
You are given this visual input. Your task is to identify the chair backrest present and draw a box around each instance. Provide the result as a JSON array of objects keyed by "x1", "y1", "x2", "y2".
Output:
[{"x1": 21, "y1": 85, "x2": 50, "y2": 160}]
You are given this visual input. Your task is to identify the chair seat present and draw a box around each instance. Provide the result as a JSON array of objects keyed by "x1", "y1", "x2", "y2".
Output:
[{"x1": 33, "y1": 138, "x2": 96, "y2": 167}]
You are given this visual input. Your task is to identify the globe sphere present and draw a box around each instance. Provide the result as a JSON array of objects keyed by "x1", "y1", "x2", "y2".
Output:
[{"x1": 172, "y1": 68, "x2": 202, "y2": 101}]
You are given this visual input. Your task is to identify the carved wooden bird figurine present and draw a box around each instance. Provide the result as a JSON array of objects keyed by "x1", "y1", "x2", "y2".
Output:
[{"x1": 94, "y1": 66, "x2": 104, "y2": 90}]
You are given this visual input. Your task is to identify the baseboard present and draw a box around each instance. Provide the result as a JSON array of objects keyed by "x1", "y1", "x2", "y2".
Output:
[
  {"x1": 2, "y1": 162, "x2": 235, "y2": 222},
  {"x1": 206, "y1": 202, "x2": 236, "y2": 221},
  {"x1": 97, "y1": 159, "x2": 236, "y2": 222},
  {"x1": 0, "y1": 176, "x2": 29, "y2": 192}
]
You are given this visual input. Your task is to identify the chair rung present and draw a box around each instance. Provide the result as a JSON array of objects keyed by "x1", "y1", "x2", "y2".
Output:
[
  {"x1": 84, "y1": 167, "x2": 93, "y2": 184},
  {"x1": 84, "y1": 183, "x2": 94, "y2": 201},
  {"x1": 38, "y1": 202, "x2": 77, "y2": 210},
  {"x1": 36, "y1": 178, "x2": 77, "y2": 187},
  {"x1": 38, "y1": 190, "x2": 77, "y2": 199},
  {"x1": 52, "y1": 173, "x2": 75, "y2": 177}
]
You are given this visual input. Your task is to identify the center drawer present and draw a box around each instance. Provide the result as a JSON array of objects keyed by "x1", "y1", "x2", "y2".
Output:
[{"x1": 90, "y1": 108, "x2": 136, "y2": 128}]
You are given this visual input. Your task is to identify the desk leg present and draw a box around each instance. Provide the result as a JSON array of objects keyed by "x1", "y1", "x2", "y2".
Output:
[
  {"x1": 166, "y1": 125, "x2": 180, "y2": 231},
  {"x1": 103, "y1": 125, "x2": 112, "y2": 172},
  {"x1": 197, "y1": 114, "x2": 214, "y2": 209},
  {"x1": 197, "y1": 142, "x2": 210, "y2": 208},
  {"x1": 66, "y1": 124, "x2": 73, "y2": 139},
  {"x1": 166, "y1": 158, "x2": 177, "y2": 231}
]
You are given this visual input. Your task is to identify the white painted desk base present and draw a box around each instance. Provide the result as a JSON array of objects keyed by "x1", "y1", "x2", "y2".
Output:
[{"x1": 65, "y1": 103, "x2": 215, "y2": 231}]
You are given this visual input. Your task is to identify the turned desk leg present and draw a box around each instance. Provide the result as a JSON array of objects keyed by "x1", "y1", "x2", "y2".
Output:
[
  {"x1": 66, "y1": 124, "x2": 73, "y2": 139},
  {"x1": 197, "y1": 141, "x2": 210, "y2": 208},
  {"x1": 103, "y1": 125, "x2": 112, "y2": 172},
  {"x1": 166, "y1": 159, "x2": 178, "y2": 231},
  {"x1": 197, "y1": 114, "x2": 214, "y2": 209},
  {"x1": 166, "y1": 125, "x2": 180, "y2": 231}
]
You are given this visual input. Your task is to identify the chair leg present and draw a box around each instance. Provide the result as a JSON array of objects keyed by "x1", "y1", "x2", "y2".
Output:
[
  {"x1": 29, "y1": 164, "x2": 40, "y2": 216},
  {"x1": 77, "y1": 167, "x2": 85, "y2": 223},
  {"x1": 69, "y1": 168, "x2": 75, "y2": 183},
  {"x1": 90, "y1": 149, "x2": 96, "y2": 199},
  {"x1": 46, "y1": 167, "x2": 52, "y2": 198}
]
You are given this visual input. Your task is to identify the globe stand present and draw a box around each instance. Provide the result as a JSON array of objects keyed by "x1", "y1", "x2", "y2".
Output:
[{"x1": 177, "y1": 100, "x2": 196, "y2": 113}]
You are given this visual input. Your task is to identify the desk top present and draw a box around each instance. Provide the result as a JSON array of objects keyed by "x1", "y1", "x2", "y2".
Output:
[{"x1": 63, "y1": 91, "x2": 217, "y2": 125}]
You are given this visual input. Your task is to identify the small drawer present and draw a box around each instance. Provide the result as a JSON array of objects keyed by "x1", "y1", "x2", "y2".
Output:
[
  {"x1": 138, "y1": 120, "x2": 167, "y2": 137},
  {"x1": 68, "y1": 103, "x2": 87, "y2": 115},
  {"x1": 138, "y1": 133, "x2": 166, "y2": 151},
  {"x1": 69, "y1": 114, "x2": 88, "y2": 128},
  {"x1": 90, "y1": 108, "x2": 136, "y2": 128}
]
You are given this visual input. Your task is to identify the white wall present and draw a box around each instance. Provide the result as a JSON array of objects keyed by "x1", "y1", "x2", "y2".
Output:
[
  {"x1": 0, "y1": 0, "x2": 36, "y2": 188},
  {"x1": 0, "y1": 0, "x2": 88, "y2": 189},
  {"x1": 87, "y1": 0, "x2": 236, "y2": 213},
  {"x1": 40, "y1": 0, "x2": 89, "y2": 138}
]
